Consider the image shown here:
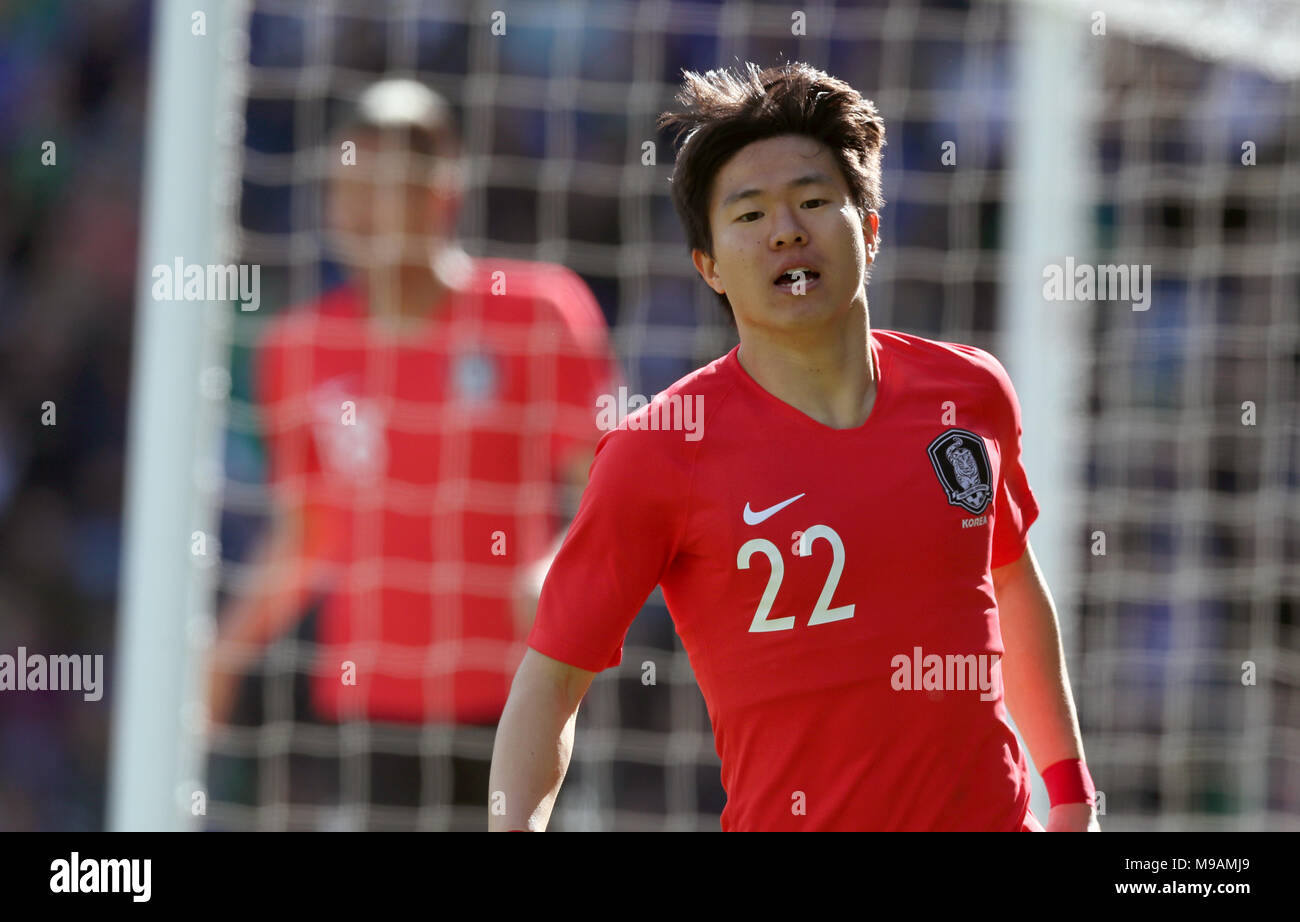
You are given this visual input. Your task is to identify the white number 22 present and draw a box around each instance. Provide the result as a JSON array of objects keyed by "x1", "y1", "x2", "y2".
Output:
[{"x1": 736, "y1": 524, "x2": 855, "y2": 633}]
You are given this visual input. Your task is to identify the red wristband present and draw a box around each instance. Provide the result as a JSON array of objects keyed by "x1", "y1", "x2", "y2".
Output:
[{"x1": 1041, "y1": 758, "x2": 1095, "y2": 807}]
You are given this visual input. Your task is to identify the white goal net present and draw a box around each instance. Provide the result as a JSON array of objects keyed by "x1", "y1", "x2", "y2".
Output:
[{"x1": 119, "y1": 0, "x2": 1299, "y2": 831}]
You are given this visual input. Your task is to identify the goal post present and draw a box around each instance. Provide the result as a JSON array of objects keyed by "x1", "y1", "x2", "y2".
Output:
[{"x1": 108, "y1": 0, "x2": 245, "y2": 831}]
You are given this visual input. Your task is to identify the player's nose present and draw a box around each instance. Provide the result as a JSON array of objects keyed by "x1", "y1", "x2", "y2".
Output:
[{"x1": 769, "y1": 208, "x2": 808, "y2": 248}]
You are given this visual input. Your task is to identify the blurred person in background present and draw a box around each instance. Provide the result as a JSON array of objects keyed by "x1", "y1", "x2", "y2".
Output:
[{"x1": 204, "y1": 78, "x2": 619, "y2": 830}]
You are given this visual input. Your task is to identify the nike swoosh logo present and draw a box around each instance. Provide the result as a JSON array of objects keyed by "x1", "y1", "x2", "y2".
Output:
[{"x1": 743, "y1": 493, "x2": 807, "y2": 525}]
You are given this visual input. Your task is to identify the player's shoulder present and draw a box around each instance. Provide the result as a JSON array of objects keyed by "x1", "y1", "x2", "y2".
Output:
[
  {"x1": 876, "y1": 329, "x2": 1023, "y2": 432},
  {"x1": 258, "y1": 283, "x2": 362, "y2": 354},
  {"x1": 658, "y1": 348, "x2": 739, "y2": 400},
  {"x1": 470, "y1": 256, "x2": 586, "y2": 290},
  {"x1": 642, "y1": 348, "x2": 743, "y2": 426},
  {"x1": 876, "y1": 328, "x2": 1013, "y2": 390},
  {"x1": 466, "y1": 257, "x2": 608, "y2": 332},
  {"x1": 594, "y1": 351, "x2": 734, "y2": 462}
]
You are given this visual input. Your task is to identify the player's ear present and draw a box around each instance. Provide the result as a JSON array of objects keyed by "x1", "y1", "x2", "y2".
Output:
[
  {"x1": 864, "y1": 209, "x2": 881, "y2": 262},
  {"x1": 691, "y1": 248, "x2": 725, "y2": 295}
]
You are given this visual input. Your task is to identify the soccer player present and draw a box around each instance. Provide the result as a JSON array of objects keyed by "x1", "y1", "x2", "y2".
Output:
[
  {"x1": 205, "y1": 79, "x2": 618, "y2": 830},
  {"x1": 489, "y1": 62, "x2": 1098, "y2": 831}
]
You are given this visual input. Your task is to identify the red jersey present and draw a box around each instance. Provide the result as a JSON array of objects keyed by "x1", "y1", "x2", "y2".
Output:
[
  {"x1": 527, "y1": 329, "x2": 1041, "y2": 830},
  {"x1": 257, "y1": 259, "x2": 618, "y2": 724}
]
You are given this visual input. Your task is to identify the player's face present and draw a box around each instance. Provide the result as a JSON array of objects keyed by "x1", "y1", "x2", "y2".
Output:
[
  {"x1": 692, "y1": 134, "x2": 879, "y2": 333},
  {"x1": 325, "y1": 132, "x2": 451, "y2": 271}
]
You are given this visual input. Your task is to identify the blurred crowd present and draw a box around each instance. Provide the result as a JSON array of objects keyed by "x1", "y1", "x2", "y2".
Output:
[{"x1": 0, "y1": 0, "x2": 152, "y2": 828}]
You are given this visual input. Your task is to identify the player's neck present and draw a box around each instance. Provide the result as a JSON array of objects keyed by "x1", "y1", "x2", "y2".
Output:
[
  {"x1": 361, "y1": 245, "x2": 472, "y2": 326},
  {"x1": 735, "y1": 305, "x2": 878, "y2": 430}
]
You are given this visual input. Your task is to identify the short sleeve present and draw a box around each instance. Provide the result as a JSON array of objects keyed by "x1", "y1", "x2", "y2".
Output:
[
  {"x1": 987, "y1": 354, "x2": 1040, "y2": 570},
  {"x1": 544, "y1": 268, "x2": 622, "y2": 471},
  {"x1": 527, "y1": 423, "x2": 690, "y2": 673}
]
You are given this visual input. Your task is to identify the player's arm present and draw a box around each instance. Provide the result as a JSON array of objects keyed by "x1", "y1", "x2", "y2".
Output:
[
  {"x1": 993, "y1": 539, "x2": 1099, "y2": 831},
  {"x1": 204, "y1": 497, "x2": 332, "y2": 725},
  {"x1": 487, "y1": 648, "x2": 597, "y2": 831},
  {"x1": 206, "y1": 325, "x2": 337, "y2": 726},
  {"x1": 492, "y1": 408, "x2": 687, "y2": 830}
]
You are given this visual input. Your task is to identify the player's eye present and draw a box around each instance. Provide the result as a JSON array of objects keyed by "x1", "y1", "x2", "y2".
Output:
[
  {"x1": 801, "y1": 198, "x2": 828, "y2": 209},
  {"x1": 736, "y1": 211, "x2": 762, "y2": 223}
]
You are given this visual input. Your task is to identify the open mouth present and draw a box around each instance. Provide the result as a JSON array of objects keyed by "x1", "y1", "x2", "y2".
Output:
[{"x1": 773, "y1": 268, "x2": 821, "y2": 290}]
